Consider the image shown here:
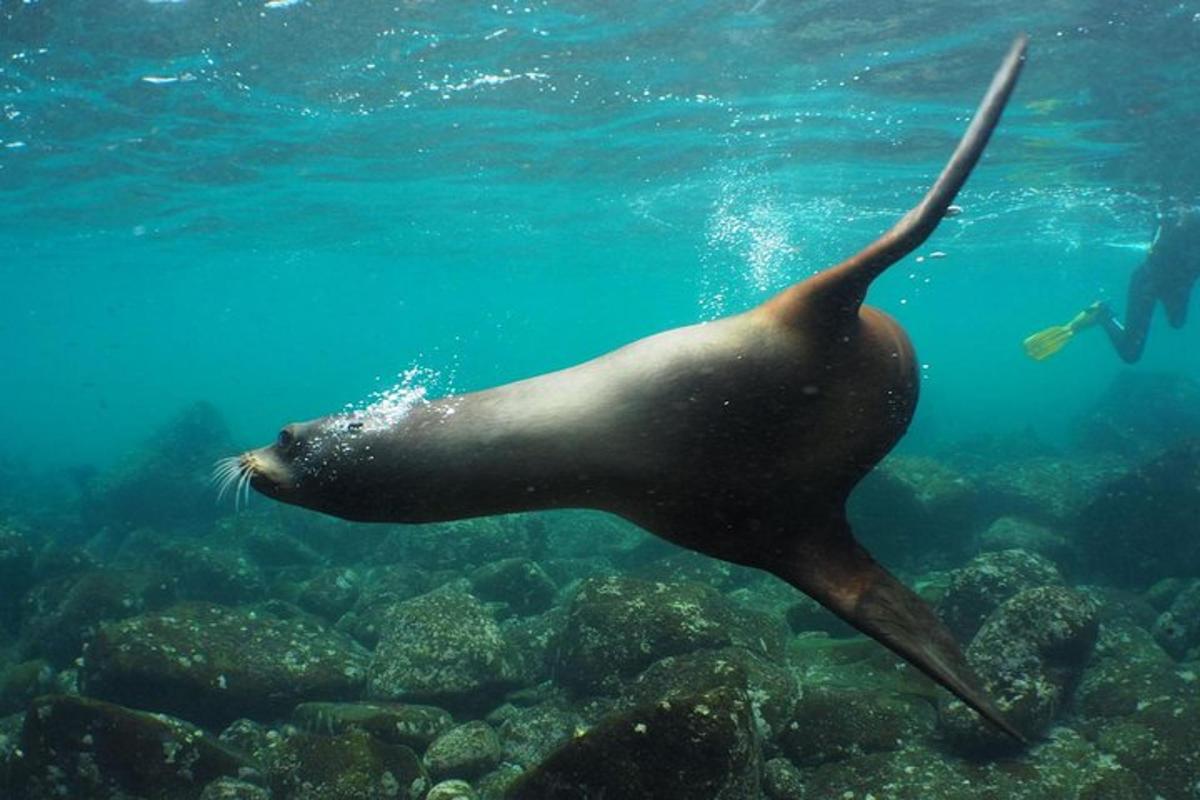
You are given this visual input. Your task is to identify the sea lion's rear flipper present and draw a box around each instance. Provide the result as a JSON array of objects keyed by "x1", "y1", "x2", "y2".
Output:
[
  {"x1": 770, "y1": 35, "x2": 1027, "y2": 323},
  {"x1": 773, "y1": 518, "x2": 1026, "y2": 743}
]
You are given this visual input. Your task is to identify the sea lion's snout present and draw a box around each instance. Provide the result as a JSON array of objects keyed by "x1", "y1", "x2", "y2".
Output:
[{"x1": 242, "y1": 446, "x2": 294, "y2": 497}]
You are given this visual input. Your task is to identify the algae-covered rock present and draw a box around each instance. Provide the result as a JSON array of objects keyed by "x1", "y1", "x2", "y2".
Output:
[
  {"x1": 260, "y1": 727, "x2": 428, "y2": 800},
  {"x1": 1074, "y1": 370, "x2": 1200, "y2": 458},
  {"x1": 556, "y1": 576, "x2": 740, "y2": 695},
  {"x1": 293, "y1": 701, "x2": 453, "y2": 751},
  {"x1": 806, "y1": 727, "x2": 1152, "y2": 800},
  {"x1": 21, "y1": 568, "x2": 176, "y2": 666},
  {"x1": 367, "y1": 581, "x2": 522, "y2": 709},
  {"x1": 424, "y1": 720, "x2": 501, "y2": 781},
  {"x1": 1076, "y1": 441, "x2": 1200, "y2": 587},
  {"x1": 1092, "y1": 696, "x2": 1200, "y2": 800},
  {"x1": 82, "y1": 401, "x2": 236, "y2": 535},
  {"x1": 849, "y1": 455, "x2": 980, "y2": 567},
  {"x1": 0, "y1": 524, "x2": 34, "y2": 634},
  {"x1": 978, "y1": 516, "x2": 1074, "y2": 566},
  {"x1": 762, "y1": 757, "x2": 805, "y2": 800},
  {"x1": 937, "y1": 549, "x2": 1064, "y2": 641},
  {"x1": 506, "y1": 686, "x2": 761, "y2": 800},
  {"x1": 470, "y1": 558, "x2": 557, "y2": 616},
  {"x1": 941, "y1": 585, "x2": 1099, "y2": 753},
  {"x1": 1075, "y1": 619, "x2": 1193, "y2": 720},
  {"x1": 631, "y1": 551, "x2": 748, "y2": 592},
  {"x1": 623, "y1": 646, "x2": 799, "y2": 740},
  {"x1": 82, "y1": 601, "x2": 369, "y2": 726},
  {"x1": 1151, "y1": 579, "x2": 1200, "y2": 659},
  {"x1": 120, "y1": 533, "x2": 266, "y2": 605},
  {"x1": 495, "y1": 702, "x2": 584, "y2": 769},
  {"x1": 199, "y1": 778, "x2": 272, "y2": 800},
  {"x1": 0, "y1": 658, "x2": 55, "y2": 715},
  {"x1": 297, "y1": 567, "x2": 362, "y2": 622},
  {"x1": 976, "y1": 455, "x2": 1125, "y2": 527},
  {"x1": 16, "y1": 694, "x2": 254, "y2": 800},
  {"x1": 427, "y1": 779, "x2": 477, "y2": 800},
  {"x1": 777, "y1": 685, "x2": 936, "y2": 766},
  {"x1": 336, "y1": 564, "x2": 434, "y2": 648},
  {"x1": 500, "y1": 605, "x2": 567, "y2": 686}
]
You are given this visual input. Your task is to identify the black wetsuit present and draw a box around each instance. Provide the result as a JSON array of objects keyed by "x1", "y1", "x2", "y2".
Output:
[{"x1": 1100, "y1": 208, "x2": 1200, "y2": 363}]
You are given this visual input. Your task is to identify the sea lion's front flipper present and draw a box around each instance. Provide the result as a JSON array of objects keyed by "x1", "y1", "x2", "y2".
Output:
[
  {"x1": 768, "y1": 35, "x2": 1027, "y2": 323},
  {"x1": 771, "y1": 517, "x2": 1026, "y2": 743}
]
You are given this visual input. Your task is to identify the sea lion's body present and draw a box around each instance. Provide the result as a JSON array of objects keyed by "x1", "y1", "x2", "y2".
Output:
[{"x1": 228, "y1": 38, "x2": 1029, "y2": 740}]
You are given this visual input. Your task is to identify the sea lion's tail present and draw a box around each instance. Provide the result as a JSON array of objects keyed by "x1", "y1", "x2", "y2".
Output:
[
  {"x1": 770, "y1": 35, "x2": 1028, "y2": 323},
  {"x1": 773, "y1": 516, "x2": 1027, "y2": 743}
]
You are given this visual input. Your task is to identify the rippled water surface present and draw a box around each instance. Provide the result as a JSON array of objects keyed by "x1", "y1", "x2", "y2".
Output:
[{"x1": 3, "y1": 0, "x2": 1199, "y2": 465}]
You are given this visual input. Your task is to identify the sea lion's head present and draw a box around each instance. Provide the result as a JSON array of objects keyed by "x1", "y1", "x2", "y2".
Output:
[{"x1": 218, "y1": 414, "x2": 393, "y2": 521}]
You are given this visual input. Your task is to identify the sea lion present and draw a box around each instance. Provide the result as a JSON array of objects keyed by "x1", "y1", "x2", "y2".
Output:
[{"x1": 223, "y1": 37, "x2": 1028, "y2": 740}]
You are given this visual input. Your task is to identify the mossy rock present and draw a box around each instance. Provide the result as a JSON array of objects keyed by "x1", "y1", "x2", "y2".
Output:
[
  {"x1": 937, "y1": 549, "x2": 1064, "y2": 642},
  {"x1": 16, "y1": 694, "x2": 254, "y2": 800},
  {"x1": 261, "y1": 727, "x2": 428, "y2": 800},
  {"x1": 556, "y1": 576, "x2": 740, "y2": 695},
  {"x1": 82, "y1": 601, "x2": 369, "y2": 727},
  {"x1": 424, "y1": 721, "x2": 502, "y2": 781},
  {"x1": 623, "y1": 646, "x2": 799, "y2": 740},
  {"x1": 470, "y1": 558, "x2": 557, "y2": 616},
  {"x1": 293, "y1": 701, "x2": 453, "y2": 751},
  {"x1": 777, "y1": 685, "x2": 935, "y2": 766},
  {"x1": 506, "y1": 686, "x2": 761, "y2": 800},
  {"x1": 495, "y1": 702, "x2": 584, "y2": 769},
  {"x1": 367, "y1": 581, "x2": 523, "y2": 710}
]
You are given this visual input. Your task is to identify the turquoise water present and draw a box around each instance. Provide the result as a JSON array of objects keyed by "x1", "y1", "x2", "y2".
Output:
[
  {"x1": 4, "y1": 1, "x2": 1198, "y2": 469},
  {"x1": 5, "y1": 4, "x2": 1200, "y2": 799}
]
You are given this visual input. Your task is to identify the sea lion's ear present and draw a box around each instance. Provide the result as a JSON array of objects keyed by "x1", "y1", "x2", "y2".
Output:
[
  {"x1": 763, "y1": 35, "x2": 1027, "y2": 327},
  {"x1": 771, "y1": 517, "x2": 1026, "y2": 743}
]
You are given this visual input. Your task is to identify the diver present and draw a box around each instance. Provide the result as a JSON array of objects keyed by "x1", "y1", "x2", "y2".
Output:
[{"x1": 1023, "y1": 205, "x2": 1200, "y2": 363}]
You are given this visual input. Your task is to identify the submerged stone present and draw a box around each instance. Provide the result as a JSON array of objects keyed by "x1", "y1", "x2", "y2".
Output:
[
  {"x1": 260, "y1": 727, "x2": 428, "y2": 800},
  {"x1": 470, "y1": 557, "x2": 558, "y2": 616},
  {"x1": 293, "y1": 701, "x2": 453, "y2": 751},
  {"x1": 16, "y1": 694, "x2": 254, "y2": 800},
  {"x1": 941, "y1": 585, "x2": 1099, "y2": 754},
  {"x1": 623, "y1": 646, "x2": 799, "y2": 741},
  {"x1": 423, "y1": 720, "x2": 502, "y2": 781},
  {"x1": 82, "y1": 601, "x2": 369, "y2": 727},
  {"x1": 81, "y1": 401, "x2": 236, "y2": 536},
  {"x1": 1151, "y1": 579, "x2": 1200, "y2": 659},
  {"x1": 777, "y1": 685, "x2": 936, "y2": 766},
  {"x1": 20, "y1": 568, "x2": 176, "y2": 667},
  {"x1": 937, "y1": 548, "x2": 1064, "y2": 641},
  {"x1": 1076, "y1": 441, "x2": 1200, "y2": 587},
  {"x1": 506, "y1": 686, "x2": 761, "y2": 800},
  {"x1": 556, "y1": 576, "x2": 740, "y2": 695},
  {"x1": 427, "y1": 779, "x2": 478, "y2": 800},
  {"x1": 198, "y1": 777, "x2": 272, "y2": 800},
  {"x1": 978, "y1": 516, "x2": 1075, "y2": 567},
  {"x1": 367, "y1": 581, "x2": 523, "y2": 710},
  {"x1": 495, "y1": 703, "x2": 584, "y2": 769}
]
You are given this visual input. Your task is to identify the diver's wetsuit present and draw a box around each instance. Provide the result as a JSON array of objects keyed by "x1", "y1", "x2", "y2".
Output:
[{"x1": 1100, "y1": 208, "x2": 1200, "y2": 363}]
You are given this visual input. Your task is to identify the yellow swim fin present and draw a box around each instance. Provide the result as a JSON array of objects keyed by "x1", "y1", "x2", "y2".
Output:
[{"x1": 1022, "y1": 303, "x2": 1105, "y2": 361}]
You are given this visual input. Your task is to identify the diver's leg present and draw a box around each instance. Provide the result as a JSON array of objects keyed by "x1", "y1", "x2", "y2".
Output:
[
  {"x1": 1161, "y1": 282, "x2": 1191, "y2": 329},
  {"x1": 1100, "y1": 264, "x2": 1155, "y2": 363}
]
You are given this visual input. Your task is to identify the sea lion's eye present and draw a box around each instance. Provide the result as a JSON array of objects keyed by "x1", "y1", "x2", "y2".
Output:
[
  {"x1": 277, "y1": 428, "x2": 294, "y2": 449},
  {"x1": 347, "y1": 421, "x2": 363, "y2": 432}
]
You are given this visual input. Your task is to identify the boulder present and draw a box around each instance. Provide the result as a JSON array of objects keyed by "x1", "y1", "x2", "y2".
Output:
[
  {"x1": 556, "y1": 576, "x2": 740, "y2": 695},
  {"x1": 82, "y1": 602, "x2": 369, "y2": 727},
  {"x1": 506, "y1": 686, "x2": 761, "y2": 800},
  {"x1": 941, "y1": 586, "x2": 1099, "y2": 753},
  {"x1": 367, "y1": 582, "x2": 523, "y2": 710},
  {"x1": 16, "y1": 694, "x2": 253, "y2": 800}
]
